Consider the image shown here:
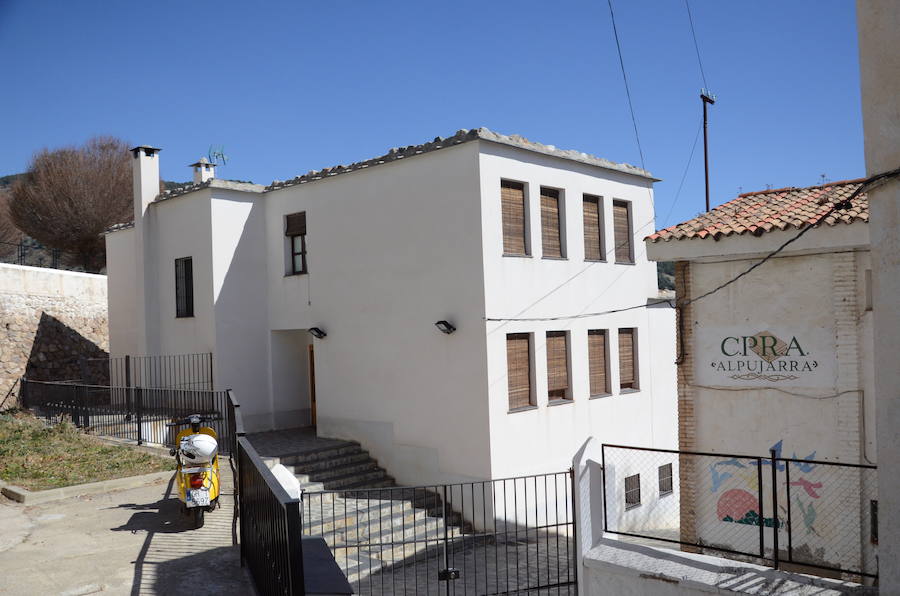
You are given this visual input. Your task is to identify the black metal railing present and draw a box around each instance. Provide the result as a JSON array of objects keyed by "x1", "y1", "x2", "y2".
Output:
[
  {"x1": 0, "y1": 239, "x2": 63, "y2": 269},
  {"x1": 600, "y1": 443, "x2": 878, "y2": 579},
  {"x1": 238, "y1": 435, "x2": 306, "y2": 596},
  {"x1": 21, "y1": 378, "x2": 234, "y2": 454},
  {"x1": 79, "y1": 352, "x2": 214, "y2": 390},
  {"x1": 301, "y1": 471, "x2": 577, "y2": 595}
]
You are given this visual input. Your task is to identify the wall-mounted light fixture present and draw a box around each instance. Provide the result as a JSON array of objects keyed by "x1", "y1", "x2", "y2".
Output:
[
  {"x1": 308, "y1": 327, "x2": 327, "y2": 339},
  {"x1": 434, "y1": 320, "x2": 456, "y2": 335}
]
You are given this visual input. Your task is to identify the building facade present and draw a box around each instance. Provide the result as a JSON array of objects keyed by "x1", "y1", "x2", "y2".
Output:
[
  {"x1": 646, "y1": 180, "x2": 877, "y2": 574},
  {"x1": 107, "y1": 128, "x2": 677, "y2": 485}
]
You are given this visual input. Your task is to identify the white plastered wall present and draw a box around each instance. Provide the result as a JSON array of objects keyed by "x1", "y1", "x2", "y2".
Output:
[{"x1": 106, "y1": 228, "x2": 138, "y2": 358}]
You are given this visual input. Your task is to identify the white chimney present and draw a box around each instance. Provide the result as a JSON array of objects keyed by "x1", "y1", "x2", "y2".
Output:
[
  {"x1": 131, "y1": 145, "x2": 160, "y2": 223},
  {"x1": 189, "y1": 157, "x2": 216, "y2": 184}
]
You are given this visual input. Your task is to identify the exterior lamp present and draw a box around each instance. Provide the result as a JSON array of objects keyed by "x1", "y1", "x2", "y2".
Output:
[
  {"x1": 435, "y1": 320, "x2": 456, "y2": 335},
  {"x1": 308, "y1": 327, "x2": 327, "y2": 339}
]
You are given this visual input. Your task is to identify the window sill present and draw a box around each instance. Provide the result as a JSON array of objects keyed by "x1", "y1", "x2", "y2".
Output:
[
  {"x1": 615, "y1": 260, "x2": 636, "y2": 266},
  {"x1": 541, "y1": 256, "x2": 568, "y2": 261},
  {"x1": 502, "y1": 253, "x2": 532, "y2": 259},
  {"x1": 507, "y1": 405, "x2": 538, "y2": 414},
  {"x1": 584, "y1": 259, "x2": 606, "y2": 263},
  {"x1": 547, "y1": 398, "x2": 574, "y2": 407},
  {"x1": 284, "y1": 272, "x2": 308, "y2": 277},
  {"x1": 175, "y1": 315, "x2": 194, "y2": 319},
  {"x1": 589, "y1": 393, "x2": 613, "y2": 400},
  {"x1": 625, "y1": 503, "x2": 642, "y2": 511},
  {"x1": 619, "y1": 388, "x2": 640, "y2": 395},
  {"x1": 659, "y1": 490, "x2": 674, "y2": 498}
]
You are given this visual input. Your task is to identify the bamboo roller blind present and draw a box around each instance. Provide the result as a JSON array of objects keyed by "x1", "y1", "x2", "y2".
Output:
[
  {"x1": 285, "y1": 212, "x2": 307, "y2": 236},
  {"x1": 501, "y1": 181, "x2": 527, "y2": 255},
  {"x1": 613, "y1": 201, "x2": 632, "y2": 263},
  {"x1": 618, "y1": 328, "x2": 636, "y2": 389},
  {"x1": 583, "y1": 195, "x2": 603, "y2": 261},
  {"x1": 541, "y1": 188, "x2": 562, "y2": 258},
  {"x1": 588, "y1": 330, "x2": 608, "y2": 396},
  {"x1": 506, "y1": 333, "x2": 532, "y2": 409},
  {"x1": 546, "y1": 331, "x2": 570, "y2": 399}
]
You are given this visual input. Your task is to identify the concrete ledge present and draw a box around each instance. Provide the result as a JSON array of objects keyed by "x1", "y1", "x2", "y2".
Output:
[
  {"x1": 0, "y1": 470, "x2": 174, "y2": 505},
  {"x1": 583, "y1": 538, "x2": 875, "y2": 595}
]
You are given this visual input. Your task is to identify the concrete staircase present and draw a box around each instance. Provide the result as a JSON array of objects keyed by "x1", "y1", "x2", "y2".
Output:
[{"x1": 250, "y1": 429, "x2": 466, "y2": 585}]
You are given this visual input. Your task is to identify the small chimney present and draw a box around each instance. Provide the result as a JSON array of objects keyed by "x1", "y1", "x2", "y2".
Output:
[
  {"x1": 131, "y1": 145, "x2": 160, "y2": 223},
  {"x1": 189, "y1": 157, "x2": 216, "y2": 184}
]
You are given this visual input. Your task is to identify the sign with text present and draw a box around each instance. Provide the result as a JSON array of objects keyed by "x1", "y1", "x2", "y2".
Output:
[{"x1": 694, "y1": 327, "x2": 836, "y2": 389}]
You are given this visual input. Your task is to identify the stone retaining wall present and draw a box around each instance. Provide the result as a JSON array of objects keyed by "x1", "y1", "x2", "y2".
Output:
[{"x1": 0, "y1": 264, "x2": 108, "y2": 407}]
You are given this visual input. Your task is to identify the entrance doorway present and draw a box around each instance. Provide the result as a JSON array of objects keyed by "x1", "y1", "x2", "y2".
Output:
[{"x1": 308, "y1": 344, "x2": 317, "y2": 427}]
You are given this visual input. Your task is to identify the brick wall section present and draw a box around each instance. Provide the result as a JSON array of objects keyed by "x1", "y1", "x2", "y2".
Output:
[
  {"x1": 0, "y1": 264, "x2": 108, "y2": 408},
  {"x1": 675, "y1": 260, "x2": 698, "y2": 546}
]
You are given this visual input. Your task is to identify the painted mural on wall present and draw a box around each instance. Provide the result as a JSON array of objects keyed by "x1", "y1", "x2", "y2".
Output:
[
  {"x1": 695, "y1": 326, "x2": 835, "y2": 388},
  {"x1": 709, "y1": 440, "x2": 819, "y2": 532}
]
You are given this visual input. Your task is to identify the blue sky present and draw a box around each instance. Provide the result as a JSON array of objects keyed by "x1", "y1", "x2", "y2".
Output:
[{"x1": 0, "y1": 0, "x2": 862, "y2": 228}]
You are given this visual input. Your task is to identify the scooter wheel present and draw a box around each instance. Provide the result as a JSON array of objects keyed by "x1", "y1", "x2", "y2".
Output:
[{"x1": 192, "y1": 507, "x2": 205, "y2": 529}]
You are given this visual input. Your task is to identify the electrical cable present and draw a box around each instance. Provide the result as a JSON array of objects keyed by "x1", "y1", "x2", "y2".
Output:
[
  {"x1": 607, "y1": 0, "x2": 645, "y2": 169},
  {"x1": 684, "y1": 0, "x2": 708, "y2": 90},
  {"x1": 661, "y1": 122, "x2": 702, "y2": 228}
]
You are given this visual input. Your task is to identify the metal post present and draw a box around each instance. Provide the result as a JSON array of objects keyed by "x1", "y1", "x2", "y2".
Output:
[
  {"x1": 785, "y1": 458, "x2": 794, "y2": 564},
  {"x1": 437, "y1": 484, "x2": 459, "y2": 591},
  {"x1": 19, "y1": 376, "x2": 27, "y2": 408},
  {"x1": 569, "y1": 466, "x2": 578, "y2": 587},
  {"x1": 757, "y1": 457, "x2": 765, "y2": 559},
  {"x1": 701, "y1": 90, "x2": 716, "y2": 212},
  {"x1": 135, "y1": 387, "x2": 143, "y2": 445},
  {"x1": 770, "y1": 448, "x2": 779, "y2": 569},
  {"x1": 207, "y1": 351, "x2": 214, "y2": 390},
  {"x1": 125, "y1": 355, "x2": 132, "y2": 421}
]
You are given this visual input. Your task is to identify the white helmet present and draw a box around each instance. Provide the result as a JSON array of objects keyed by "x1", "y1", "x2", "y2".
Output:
[{"x1": 180, "y1": 433, "x2": 218, "y2": 464}]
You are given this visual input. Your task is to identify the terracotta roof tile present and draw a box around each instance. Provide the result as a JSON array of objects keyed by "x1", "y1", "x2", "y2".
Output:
[{"x1": 646, "y1": 178, "x2": 867, "y2": 243}]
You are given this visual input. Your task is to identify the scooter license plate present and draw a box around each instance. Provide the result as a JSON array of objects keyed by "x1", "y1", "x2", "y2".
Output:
[{"x1": 190, "y1": 489, "x2": 210, "y2": 507}]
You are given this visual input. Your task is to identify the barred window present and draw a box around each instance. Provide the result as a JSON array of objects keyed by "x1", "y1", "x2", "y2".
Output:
[
  {"x1": 285, "y1": 212, "x2": 307, "y2": 275},
  {"x1": 625, "y1": 473, "x2": 641, "y2": 508},
  {"x1": 659, "y1": 463, "x2": 673, "y2": 495},
  {"x1": 175, "y1": 257, "x2": 194, "y2": 318}
]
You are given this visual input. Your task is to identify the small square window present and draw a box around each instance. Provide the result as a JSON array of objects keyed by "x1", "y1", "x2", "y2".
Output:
[
  {"x1": 659, "y1": 463, "x2": 673, "y2": 495},
  {"x1": 624, "y1": 473, "x2": 641, "y2": 509}
]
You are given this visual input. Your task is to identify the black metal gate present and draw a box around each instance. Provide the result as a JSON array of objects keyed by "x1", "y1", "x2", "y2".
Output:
[{"x1": 301, "y1": 470, "x2": 577, "y2": 595}]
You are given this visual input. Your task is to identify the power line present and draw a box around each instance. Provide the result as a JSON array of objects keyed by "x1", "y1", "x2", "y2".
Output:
[
  {"x1": 607, "y1": 0, "x2": 645, "y2": 169},
  {"x1": 485, "y1": 167, "x2": 900, "y2": 322},
  {"x1": 684, "y1": 0, "x2": 708, "y2": 89},
  {"x1": 662, "y1": 122, "x2": 702, "y2": 228}
]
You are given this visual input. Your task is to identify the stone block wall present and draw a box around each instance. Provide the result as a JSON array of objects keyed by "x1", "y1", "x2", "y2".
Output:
[{"x1": 0, "y1": 264, "x2": 108, "y2": 408}]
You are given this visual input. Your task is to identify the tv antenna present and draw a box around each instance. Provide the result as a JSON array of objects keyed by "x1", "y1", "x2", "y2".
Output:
[{"x1": 208, "y1": 145, "x2": 228, "y2": 166}]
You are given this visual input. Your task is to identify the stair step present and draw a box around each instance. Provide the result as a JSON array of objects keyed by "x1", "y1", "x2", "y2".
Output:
[
  {"x1": 291, "y1": 451, "x2": 374, "y2": 474},
  {"x1": 319, "y1": 469, "x2": 390, "y2": 490},
  {"x1": 305, "y1": 460, "x2": 381, "y2": 483},
  {"x1": 277, "y1": 442, "x2": 363, "y2": 466},
  {"x1": 322, "y1": 516, "x2": 463, "y2": 548}
]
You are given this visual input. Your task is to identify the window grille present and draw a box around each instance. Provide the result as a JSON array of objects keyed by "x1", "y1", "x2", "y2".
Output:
[
  {"x1": 175, "y1": 257, "x2": 194, "y2": 318},
  {"x1": 658, "y1": 463, "x2": 673, "y2": 495},
  {"x1": 624, "y1": 473, "x2": 641, "y2": 508}
]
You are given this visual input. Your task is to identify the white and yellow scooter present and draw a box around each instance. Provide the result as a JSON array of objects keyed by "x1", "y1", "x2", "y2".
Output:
[{"x1": 167, "y1": 414, "x2": 221, "y2": 529}]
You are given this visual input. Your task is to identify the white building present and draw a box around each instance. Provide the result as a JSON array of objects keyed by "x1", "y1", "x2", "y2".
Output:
[
  {"x1": 646, "y1": 180, "x2": 878, "y2": 575},
  {"x1": 106, "y1": 128, "x2": 677, "y2": 485}
]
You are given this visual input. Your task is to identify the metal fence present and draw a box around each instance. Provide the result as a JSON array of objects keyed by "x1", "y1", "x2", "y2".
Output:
[
  {"x1": 600, "y1": 444, "x2": 878, "y2": 579},
  {"x1": 80, "y1": 352, "x2": 214, "y2": 390},
  {"x1": 0, "y1": 240, "x2": 63, "y2": 269},
  {"x1": 21, "y1": 378, "x2": 235, "y2": 454},
  {"x1": 301, "y1": 472, "x2": 577, "y2": 595}
]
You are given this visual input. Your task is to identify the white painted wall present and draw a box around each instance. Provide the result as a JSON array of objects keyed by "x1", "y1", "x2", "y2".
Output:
[
  {"x1": 857, "y1": 0, "x2": 900, "y2": 586},
  {"x1": 479, "y1": 142, "x2": 676, "y2": 481},
  {"x1": 105, "y1": 228, "x2": 137, "y2": 358},
  {"x1": 264, "y1": 142, "x2": 492, "y2": 484}
]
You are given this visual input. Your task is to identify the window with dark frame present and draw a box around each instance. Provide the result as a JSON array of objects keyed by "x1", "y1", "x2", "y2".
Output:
[
  {"x1": 546, "y1": 331, "x2": 571, "y2": 401},
  {"x1": 583, "y1": 194, "x2": 604, "y2": 261},
  {"x1": 175, "y1": 257, "x2": 194, "y2": 318},
  {"x1": 285, "y1": 212, "x2": 307, "y2": 275},
  {"x1": 618, "y1": 328, "x2": 638, "y2": 390},
  {"x1": 501, "y1": 180, "x2": 528, "y2": 256},
  {"x1": 541, "y1": 187, "x2": 563, "y2": 258},
  {"x1": 588, "y1": 330, "x2": 609, "y2": 396},
  {"x1": 612, "y1": 200, "x2": 633, "y2": 264},
  {"x1": 659, "y1": 463, "x2": 673, "y2": 495},
  {"x1": 624, "y1": 473, "x2": 641, "y2": 508},
  {"x1": 507, "y1": 333, "x2": 533, "y2": 410}
]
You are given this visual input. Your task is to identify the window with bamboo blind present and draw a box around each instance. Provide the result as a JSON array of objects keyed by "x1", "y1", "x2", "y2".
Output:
[
  {"x1": 583, "y1": 195, "x2": 604, "y2": 261},
  {"x1": 541, "y1": 187, "x2": 563, "y2": 258},
  {"x1": 618, "y1": 328, "x2": 638, "y2": 390},
  {"x1": 588, "y1": 330, "x2": 609, "y2": 396},
  {"x1": 501, "y1": 180, "x2": 528, "y2": 256},
  {"x1": 506, "y1": 333, "x2": 533, "y2": 410},
  {"x1": 546, "y1": 331, "x2": 571, "y2": 401},
  {"x1": 612, "y1": 200, "x2": 633, "y2": 263}
]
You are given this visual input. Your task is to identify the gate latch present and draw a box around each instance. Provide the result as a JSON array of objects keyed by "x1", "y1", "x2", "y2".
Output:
[{"x1": 438, "y1": 568, "x2": 460, "y2": 581}]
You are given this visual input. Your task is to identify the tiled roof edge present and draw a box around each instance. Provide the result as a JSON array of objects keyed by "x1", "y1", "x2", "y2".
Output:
[
  {"x1": 104, "y1": 221, "x2": 135, "y2": 235},
  {"x1": 266, "y1": 128, "x2": 655, "y2": 191},
  {"x1": 153, "y1": 179, "x2": 266, "y2": 203}
]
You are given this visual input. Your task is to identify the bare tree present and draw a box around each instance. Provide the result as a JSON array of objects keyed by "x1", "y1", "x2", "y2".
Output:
[
  {"x1": 0, "y1": 188, "x2": 23, "y2": 261},
  {"x1": 9, "y1": 136, "x2": 133, "y2": 272}
]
